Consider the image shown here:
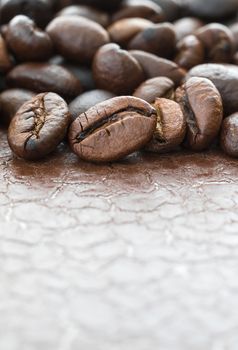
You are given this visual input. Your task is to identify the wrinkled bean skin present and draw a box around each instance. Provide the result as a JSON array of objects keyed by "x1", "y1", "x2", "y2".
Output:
[
  {"x1": 93, "y1": 44, "x2": 145, "y2": 95},
  {"x1": 46, "y1": 16, "x2": 110, "y2": 64},
  {"x1": 68, "y1": 96, "x2": 157, "y2": 163},
  {"x1": 8, "y1": 92, "x2": 70, "y2": 160},
  {"x1": 133, "y1": 76, "x2": 174, "y2": 103},
  {"x1": 220, "y1": 113, "x2": 238, "y2": 157},
  {"x1": 145, "y1": 97, "x2": 186, "y2": 153},
  {"x1": 0, "y1": 88, "x2": 35, "y2": 125},
  {"x1": 6, "y1": 15, "x2": 53, "y2": 61},
  {"x1": 175, "y1": 77, "x2": 223, "y2": 151},
  {"x1": 6, "y1": 63, "x2": 82, "y2": 98}
]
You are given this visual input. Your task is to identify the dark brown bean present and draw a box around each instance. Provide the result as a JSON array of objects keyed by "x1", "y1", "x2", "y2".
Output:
[
  {"x1": 182, "y1": 0, "x2": 238, "y2": 20},
  {"x1": 0, "y1": 34, "x2": 13, "y2": 73},
  {"x1": 175, "y1": 35, "x2": 205, "y2": 70},
  {"x1": 145, "y1": 97, "x2": 186, "y2": 153},
  {"x1": 93, "y1": 44, "x2": 145, "y2": 95},
  {"x1": 68, "y1": 96, "x2": 156, "y2": 163},
  {"x1": 175, "y1": 77, "x2": 223, "y2": 151},
  {"x1": 6, "y1": 63, "x2": 82, "y2": 98},
  {"x1": 8, "y1": 92, "x2": 70, "y2": 160},
  {"x1": 46, "y1": 16, "x2": 110, "y2": 64},
  {"x1": 220, "y1": 113, "x2": 238, "y2": 157}
]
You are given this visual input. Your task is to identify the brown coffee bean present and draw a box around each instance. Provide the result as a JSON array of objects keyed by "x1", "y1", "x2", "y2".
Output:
[
  {"x1": 93, "y1": 44, "x2": 145, "y2": 95},
  {"x1": 46, "y1": 16, "x2": 109, "y2": 64},
  {"x1": 6, "y1": 15, "x2": 53, "y2": 62},
  {"x1": 130, "y1": 50, "x2": 185, "y2": 85},
  {"x1": 128, "y1": 22, "x2": 176, "y2": 58},
  {"x1": 175, "y1": 77, "x2": 223, "y2": 151},
  {"x1": 0, "y1": 88, "x2": 35, "y2": 125},
  {"x1": 220, "y1": 113, "x2": 238, "y2": 157},
  {"x1": 8, "y1": 92, "x2": 70, "y2": 160},
  {"x1": 108, "y1": 18, "x2": 153, "y2": 47},
  {"x1": 6, "y1": 63, "x2": 82, "y2": 98},
  {"x1": 68, "y1": 96, "x2": 156, "y2": 163},
  {"x1": 174, "y1": 17, "x2": 204, "y2": 41},
  {"x1": 133, "y1": 77, "x2": 174, "y2": 103},
  {"x1": 112, "y1": 0, "x2": 164, "y2": 23},
  {"x1": 145, "y1": 98, "x2": 186, "y2": 153},
  {"x1": 187, "y1": 63, "x2": 238, "y2": 116},
  {"x1": 175, "y1": 35, "x2": 205, "y2": 70},
  {"x1": 183, "y1": 0, "x2": 238, "y2": 20},
  {"x1": 195, "y1": 23, "x2": 235, "y2": 63},
  {"x1": 0, "y1": 34, "x2": 13, "y2": 73},
  {"x1": 69, "y1": 89, "x2": 115, "y2": 122}
]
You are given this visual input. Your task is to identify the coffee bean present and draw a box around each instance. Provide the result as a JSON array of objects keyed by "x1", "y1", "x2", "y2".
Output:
[
  {"x1": 183, "y1": 0, "x2": 238, "y2": 20},
  {"x1": 220, "y1": 113, "x2": 238, "y2": 157},
  {"x1": 93, "y1": 44, "x2": 145, "y2": 95},
  {"x1": 145, "y1": 97, "x2": 186, "y2": 153},
  {"x1": 46, "y1": 16, "x2": 109, "y2": 64},
  {"x1": 195, "y1": 23, "x2": 235, "y2": 63},
  {"x1": 0, "y1": 88, "x2": 35, "y2": 125},
  {"x1": 8, "y1": 92, "x2": 70, "y2": 160},
  {"x1": 174, "y1": 17, "x2": 204, "y2": 41},
  {"x1": 128, "y1": 22, "x2": 176, "y2": 58},
  {"x1": 6, "y1": 15, "x2": 53, "y2": 62},
  {"x1": 175, "y1": 35, "x2": 205, "y2": 70},
  {"x1": 6, "y1": 63, "x2": 82, "y2": 98},
  {"x1": 0, "y1": 34, "x2": 13, "y2": 73},
  {"x1": 152, "y1": 0, "x2": 181, "y2": 21},
  {"x1": 69, "y1": 89, "x2": 116, "y2": 122},
  {"x1": 175, "y1": 77, "x2": 223, "y2": 151},
  {"x1": 130, "y1": 50, "x2": 185, "y2": 85},
  {"x1": 187, "y1": 63, "x2": 238, "y2": 116},
  {"x1": 0, "y1": 0, "x2": 53, "y2": 28},
  {"x1": 112, "y1": 0, "x2": 164, "y2": 23},
  {"x1": 68, "y1": 96, "x2": 156, "y2": 163},
  {"x1": 133, "y1": 76, "x2": 174, "y2": 103},
  {"x1": 108, "y1": 18, "x2": 153, "y2": 47}
]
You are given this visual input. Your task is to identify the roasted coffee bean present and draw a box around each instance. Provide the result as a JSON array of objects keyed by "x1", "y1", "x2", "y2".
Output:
[
  {"x1": 130, "y1": 50, "x2": 185, "y2": 85},
  {"x1": 0, "y1": 34, "x2": 13, "y2": 73},
  {"x1": 46, "y1": 16, "x2": 109, "y2": 65},
  {"x1": 175, "y1": 77, "x2": 223, "y2": 151},
  {"x1": 174, "y1": 17, "x2": 204, "y2": 41},
  {"x1": 145, "y1": 97, "x2": 186, "y2": 153},
  {"x1": 112, "y1": 0, "x2": 164, "y2": 23},
  {"x1": 6, "y1": 15, "x2": 53, "y2": 62},
  {"x1": 175, "y1": 35, "x2": 205, "y2": 70},
  {"x1": 68, "y1": 96, "x2": 156, "y2": 163},
  {"x1": 93, "y1": 44, "x2": 145, "y2": 95},
  {"x1": 133, "y1": 77, "x2": 174, "y2": 103},
  {"x1": 182, "y1": 0, "x2": 238, "y2": 20},
  {"x1": 187, "y1": 63, "x2": 238, "y2": 116},
  {"x1": 128, "y1": 22, "x2": 176, "y2": 58},
  {"x1": 8, "y1": 92, "x2": 70, "y2": 160},
  {"x1": 56, "y1": 5, "x2": 109, "y2": 27},
  {"x1": 220, "y1": 113, "x2": 238, "y2": 157},
  {"x1": 152, "y1": 0, "x2": 181, "y2": 21},
  {"x1": 69, "y1": 89, "x2": 115, "y2": 122},
  {"x1": 0, "y1": 88, "x2": 35, "y2": 125},
  {"x1": 108, "y1": 18, "x2": 153, "y2": 46},
  {"x1": 0, "y1": 0, "x2": 53, "y2": 28},
  {"x1": 7, "y1": 63, "x2": 82, "y2": 98},
  {"x1": 195, "y1": 23, "x2": 235, "y2": 63}
]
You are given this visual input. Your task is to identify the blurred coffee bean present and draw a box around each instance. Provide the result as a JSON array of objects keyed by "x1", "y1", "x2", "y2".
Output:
[
  {"x1": 128, "y1": 22, "x2": 176, "y2": 58},
  {"x1": 230, "y1": 22, "x2": 238, "y2": 50},
  {"x1": 93, "y1": 44, "x2": 145, "y2": 95},
  {"x1": 133, "y1": 76, "x2": 175, "y2": 102},
  {"x1": 175, "y1": 77, "x2": 223, "y2": 151},
  {"x1": 0, "y1": 0, "x2": 53, "y2": 28},
  {"x1": 145, "y1": 97, "x2": 186, "y2": 153},
  {"x1": 220, "y1": 113, "x2": 238, "y2": 157},
  {"x1": 112, "y1": 0, "x2": 164, "y2": 23},
  {"x1": 175, "y1": 35, "x2": 205, "y2": 70},
  {"x1": 151, "y1": 0, "x2": 181, "y2": 21},
  {"x1": 130, "y1": 50, "x2": 185, "y2": 85},
  {"x1": 174, "y1": 17, "x2": 204, "y2": 41},
  {"x1": 0, "y1": 88, "x2": 35, "y2": 125},
  {"x1": 69, "y1": 89, "x2": 116, "y2": 122},
  {"x1": 6, "y1": 15, "x2": 53, "y2": 62},
  {"x1": 187, "y1": 63, "x2": 238, "y2": 116},
  {"x1": 7, "y1": 63, "x2": 82, "y2": 98},
  {"x1": 0, "y1": 33, "x2": 13, "y2": 73},
  {"x1": 182, "y1": 0, "x2": 238, "y2": 20},
  {"x1": 46, "y1": 16, "x2": 109, "y2": 64}
]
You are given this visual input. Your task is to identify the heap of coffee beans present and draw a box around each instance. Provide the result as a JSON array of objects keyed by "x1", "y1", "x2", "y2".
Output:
[{"x1": 1, "y1": 0, "x2": 238, "y2": 162}]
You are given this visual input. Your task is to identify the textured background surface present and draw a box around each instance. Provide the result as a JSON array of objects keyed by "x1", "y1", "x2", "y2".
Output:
[{"x1": 1, "y1": 128, "x2": 238, "y2": 350}]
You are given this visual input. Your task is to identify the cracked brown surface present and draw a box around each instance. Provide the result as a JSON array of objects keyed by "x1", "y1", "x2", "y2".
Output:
[{"x1": 1, "y1": 126, "x2": 238, "y2": 349}]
